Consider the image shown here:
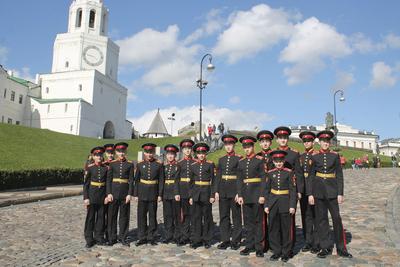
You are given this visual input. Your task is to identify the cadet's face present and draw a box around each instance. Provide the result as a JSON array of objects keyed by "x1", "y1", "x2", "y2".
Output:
[
  {"x1": 144, "y1": 151, "x2": 154, "y2": 160},
  {"x1": 224, "y1": 143, "x2": 234, "y2": 153},
  {"x1": 116, "y1": 150, "x2": 126, "y2": 158},
  {"x1": 166, "y1": 152, "x2": 176, "y2": 162},
  {"x1": 197, "y1": 152, "x2": 206, "y2": 161},
  {"x1": 105, "y1": 152, "x2": 114, "y2": 159},
  {"x1": 93, "y1": 154, "x2": 103, "y2": 163},
  {"x1": 182, "y1": 147, "x2": 192, "y2": 156},
  {"x1": 260, "y1": 139, "x2": 271, "y2": 150},
  {"x1": 243, "y1": 145, "x2": 254, "y2": 156},
  {"x1": 303, "y1": 141, "x2": 314, "y2": 150},
  {"x1": 319, "y1": 139, "x2": 331, "y2": 150},
  {"x1": 273, "y1": 159, "x2": 284, "y2": 168},
  {"x1": 277, "y1": 136, "x2": 288, "y2": 147}
]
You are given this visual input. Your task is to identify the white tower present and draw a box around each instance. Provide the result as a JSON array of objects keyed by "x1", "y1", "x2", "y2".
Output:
[{"x1": 29, "y1": 0, "x2": 132, "y2": 139}]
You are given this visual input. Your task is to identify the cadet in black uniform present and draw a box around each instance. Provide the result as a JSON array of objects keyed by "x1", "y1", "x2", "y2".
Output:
[
  {"x1": 189, "y1": 143, "x2": 216, "y2": 249},
  {"x1": 256, "y1": 130, "x2": 274, "y2": 253},
  {"x1": 308, "y1": 131, "x2": 352, "y2": 259},
  {"x1": 106, "y1": 142, "x2": 134, "y2": 246},
  {"x1": 215, "y1": 134, "x2": 242, "y2": 250},
  {"x1": 298, "y1": 132, "x2": 319, "y2": 253},
  {"x1": 134, "y1": 143, "x2": 164, "y2": 246},
  {"x1": 83, "y1": 147, "x2": 108, "y2": 248},
  {"x1": 102, "y1": 144, "x2": 114, "y2": 243},
  {"x1": 274, "y1": 126, "x2": 304, "y2": 254},
  {"x1": 264, "y1": 150, "x2": 297, "y2": 262},
  {"x1": 161, "y1": 144, "x2": 181, "y2": 244},
  {"x1": 177, "y1": 139, "x2": 195, "y2": 246},
  {"x1": 237, "y1": 136, "x2": 266, "y2": 257}
]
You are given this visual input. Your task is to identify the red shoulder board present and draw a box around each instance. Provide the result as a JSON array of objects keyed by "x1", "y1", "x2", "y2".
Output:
[
  {"x1": 255, "y1": 155, "x2": 264, "y2": 160},
  {"x1": 291, "y1": 148, "x2": 299, "y2": 153},
  {"x1": 330, "y1": 151, "x2": 338, "y2": 155},
  {"x1": 312, "y1": 151, "x2": 319, "y2": 155},
  {"x1": 207, "y1": 160, "x2": 214, "y2": 164},
  {"x1": 236, "y1": 154, "x2": 243, "y2": 158},
  {"x1": 283, "y1": 167, "x2": 293, "y2": 172},
  {"x1": 268, "y1": 168, "x2": 277, "y2": 173},
  {"x1": 87, "y1": 163, "x2": 95, "y2": 168}
]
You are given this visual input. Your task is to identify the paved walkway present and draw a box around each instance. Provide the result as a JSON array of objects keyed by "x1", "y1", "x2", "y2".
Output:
[{"x1": 0, "y1": 169, "x2": 399, "y2": 266}]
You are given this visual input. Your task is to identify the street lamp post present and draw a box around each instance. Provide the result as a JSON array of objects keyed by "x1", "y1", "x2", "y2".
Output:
[
  {"x1": 333, "y1": 89, "x2": 345, "y2": 146},
  {"x1": 168, "y1": 113, "x2": 175, "y2": 136},
  {"x1": 196, "y1": 53, "x2": 215, "y2": 141}
]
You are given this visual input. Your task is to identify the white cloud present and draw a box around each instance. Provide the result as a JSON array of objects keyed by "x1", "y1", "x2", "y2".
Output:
[
  {"x1": 130, "y1": 105, "x2": 274, "y2": 136},
  {"x1": 369, "y1": 61, "x2": 397, "y2": 88},
  {"x1": 213, "y1": 4, "x2": 295, "y2": 63},
  {"x1": 184, "y1": 8, "x2": 225, "y2": 45},
  {"x1": 332, "y1": 71, "x2": 355, "y2": 91},
  {"x1": 228, "y1": 96, "x2": 240, "y2": 104},
  {"x1": 350, "y1": 33, "x2": 400, "y2": 53},
  {"x1": 280, "y1": 17, "x2": 352, "y2": 85},
  {"x1": 384, "y1": 33, "x2": 400, "y2": 49},
  {"x1": 11, "y1": 67, "x2": 35, "y2": 82},
  {"x1": 0, "y1": 45, "x2": 8, "y2": 63},
  {"x1": 116, "y1": 25, "x2": 204, "y2": 96}
]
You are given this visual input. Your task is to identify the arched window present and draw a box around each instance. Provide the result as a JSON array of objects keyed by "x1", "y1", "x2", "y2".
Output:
[
  {"x1": 89, "y1": 10, "x2": 96, "y2": 28},
  {"x1": 65, "y1": 61, "x2": 69, "y2": 68},
  {"x1": 76, "y1": 8, "x2": 82, "y2": 28},
  {"x1": 102, "y1": 13, "x2": 106, "y2": 33}
]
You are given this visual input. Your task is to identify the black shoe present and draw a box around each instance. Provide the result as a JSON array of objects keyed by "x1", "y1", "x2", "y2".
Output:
[
  {"x1": 302, "y1": 243, "x2": 312, "y2": 252},
  {"x1": 288, "y1": 250, "x2": 294, "y2": 258},
  {"x1": 311, "y1": 247, "x2": 320, "y2": 254},
  {"x1": 121, "y1": 240, "x2": 130, "y2": 247},
  {"x1": 178, "y1": 239, "x2": 190, "y2": 246},
  {"x1": 337, "y1": 250, "x2": 353, "y2": 258},
  {"x1": 96, "y1": 239, "x2": 107, "y2": 246},
  {"x1": 263, "y1": 246, "x2": 269, "y2": 253},
  {"x1": 150, "y1": 240, "x2": 158, "y2": 246},
  {"x1": 106, "y1": 240, "x2": 117, "y2": 246},
  {"x1": 240, "y1": 247, "x2": 255, "y2": 256},
  {"x1": 204, "y1": 242, "x2": 212, "y2": 249},
  {"x1": 217, "y1": 241, "x2": 230, "y2": 250},
  {"x1": 281, "y1": 255, "x2": 289, "y2": 262},
  {"x1": 256, "y1": 250, "x2": 264, "y2": 257},
  {"x1": 270, "y1": 254, "x2": 281, "y2": 261},
  {"x1": 317, "y1": 249, "x2": 331, "y2": 258},
  {"x1": 162, "y1": 238, "x2": 172, "y2": 244},
  {"x1": 230, "y1": 242, "x2": 240, "y2": 250},
  {"x1": 135, "y1": 239, "x2": 147, "y2": 246},
  {"x1": 85, "y1": 240, "x2": 95, "y2": 248},
  {"x1": 190, "y1": 242, "x2": 203, "y2": 249}
]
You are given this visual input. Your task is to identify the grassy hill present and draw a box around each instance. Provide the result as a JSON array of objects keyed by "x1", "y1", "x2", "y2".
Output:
[
  {"x1": 0, "y1": 123, "x2": 184, "y2": 171},
  {"x1": 0, "y1": 123, "x2": 390, "y2": 170}
]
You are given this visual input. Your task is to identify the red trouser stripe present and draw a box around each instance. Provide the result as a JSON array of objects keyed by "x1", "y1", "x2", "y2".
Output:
[{"x1": 342, "y1": 223, "x2": 347, "y2": 250}]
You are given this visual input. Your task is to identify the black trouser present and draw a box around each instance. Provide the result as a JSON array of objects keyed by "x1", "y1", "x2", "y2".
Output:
[
  {"x1": 192, "y1": 201, "x2": 213, "y2": 243},
  {"x1": 315, "y1": 197, "x2": 347, "y2": 251},
  {"x1": 290, "y1": 200, "x2": 297, "y2": 251},
  {"x1": 137, "y1": 200, "x2": 158, "y2": 241},
  {"x1": 178, "y1": 198, "x2": 191, "y2": 242},
  {"x1": 268, "y1": 204, "x2": 292, "y2": 256},
  {"x1": 243, "y1": 203, "x2": 264, "y2": 251},
  {"x1": 300, "y1": 196, "x2": 319, "y2": 247},
  {"x1": 84, "y1": 203, "x2": 105, "y2": 243},
  {"x1": 103, "y1": 204, "x2": 109, "y2": 241},
  {"x1": 219, "y1": 197, "x2": 242, "y2": 244},
  {"x1": 163, "y1": 199, "x2": 180, "y2": 240},
  {"x1": 108, "y1": 199, "x2": 130, "y2": 242}
]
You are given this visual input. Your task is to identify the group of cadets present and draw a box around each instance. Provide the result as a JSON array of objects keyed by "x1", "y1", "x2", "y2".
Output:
[{"x1": 82, "y1": 126, "x2": 352, "y2": 262}]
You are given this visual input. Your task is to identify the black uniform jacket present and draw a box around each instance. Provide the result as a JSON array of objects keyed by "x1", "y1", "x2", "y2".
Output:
[
  {"x1": 106, "y1": 158, "x2": 135, "y2": 200},
  {"x1": 134, "y1": 158, "x2": 164, "y2": 201},
  {"x1": 84, "y1": 162, "x2": 108, "y2": 204},
  {"x1": 216, "y1": 152, "x2": 242, "y2": 198}
]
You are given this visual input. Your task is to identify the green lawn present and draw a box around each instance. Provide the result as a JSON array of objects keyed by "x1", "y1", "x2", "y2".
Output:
[
  {"x1": 0, "y1": 123, "x2": 390, "y2": 170},
  {"x1": 0, "y1": 123, "x2": 184, "y2": 171}
]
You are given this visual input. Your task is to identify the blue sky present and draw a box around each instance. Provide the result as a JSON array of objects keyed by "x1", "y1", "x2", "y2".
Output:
[{"x1": 0, "y1": 0, "x2": 399, "y2": 139}]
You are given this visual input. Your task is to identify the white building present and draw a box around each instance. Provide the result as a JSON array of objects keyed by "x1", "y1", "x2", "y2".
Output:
[
  {"x1": 289, "y1": 123, "x2": 379, "y2": 154},
  {"x1": 379, "y1": 139, "x2": 400, "y2": 156},
  {"x1": 0, "y1": 0, "x2": 132, "y2": 139}
]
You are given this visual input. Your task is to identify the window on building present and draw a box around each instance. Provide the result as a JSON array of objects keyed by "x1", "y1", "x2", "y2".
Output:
[
  {"x1": 89, "y1": 10, "x2": 96, "y2": 28},
  {"x1": 3, "y1": 88, "x2": 6, "y2": 98},
  {"x1": 353, "y1": 141, "x2": 356, "y2": 148},
  {"x1": 65, "y1": 61, "x2": 69, "y2": 68},
  {"x1": 65, "y1": 103, "x2": 68, "y2": 113},
  {"x1": 369, "y1": 143, "x2": 372, "y2": 149},
  {"x1": 76, "y1": 8, "x2": 82, "y2": 28},
  {"x1": 7, "y1": 118, "x2": 12, "y2": 124},
  {"x1": 10, "y1": 91, "x2": 15, "y2": 102},
  {"x1": 46, "y1": 87, "x2": 49, "y2": 94},
  {"x1": 19, "y1": 94, "x2": 23, "y2": 104},
  {"x1": 346, "y1": 141, "x2": 349, "y2": 147},
  {"x1": 70, "y1": 125, "x2": 73, "y2": 132},
  {"x1": 79, "y1": 84, "x2": 82, "y2": 91},
  {"x1": 47, "y1": 105, "x2": 50, "y2": 113},
  {"x1": 1, "y1": 116, "x2": 4, "y2": 123},
  {"x1": 16, "y1": 121, "x2": 20, "y2": 125},
  {"x1": 361, "y1": 142, "x2": 364, "y2": 149}
]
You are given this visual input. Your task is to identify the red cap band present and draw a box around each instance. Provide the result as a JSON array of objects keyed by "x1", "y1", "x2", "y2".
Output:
[
  {"x1": 93, "y1": 149, "x2": 103, "y2": 154},
  {"x1": 224, "y1": 137, "x2": 236, "y2": 142},
  {"x1": 115, "y1": 145, "x2": 126, "y2": 150},
  {"x1": 319, "y1": 134, "x2": 331, "y2": 139},
  {"x1": 277, "y1": 130, "x2": 289, "y2": 135},
  {"x1": 166, "y1": 147, "x2": 177, "y2": 152},
  {"x1": 182, "y1": 142, "x2": 193, "y2": 147},
  {"x1": 144, "y1": 145, "x2": 155, "y2": 150},
  {"x1": 302, "y1": 135, "x2": 314, "y2": 140},
  {"x1": 260, "y1": 134, "x2": 272, "y2": 139},
  {"x1": 196, "y1": 146, "x2": 208, "y2": 151},
  {"x1": 242, "y1": 139, "x2": 254, "y2": 144},
  {"x1": 272, "y1": 153, "x2": 285, "y2": 158}
]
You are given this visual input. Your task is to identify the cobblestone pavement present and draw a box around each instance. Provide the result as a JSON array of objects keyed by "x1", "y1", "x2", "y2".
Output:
[{"x1": 0, "y1": 169, "x2": 399, "y2": 266}]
